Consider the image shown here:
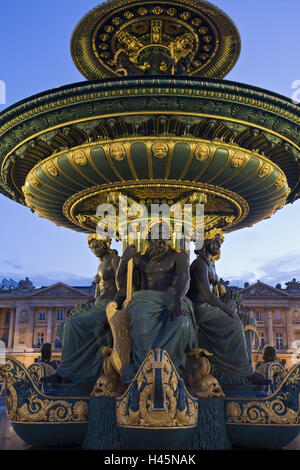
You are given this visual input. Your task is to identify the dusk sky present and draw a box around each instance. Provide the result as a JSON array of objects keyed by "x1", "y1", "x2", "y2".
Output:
[{"x1": 0, "y1": 0, "x2": 300, "y2": 288}]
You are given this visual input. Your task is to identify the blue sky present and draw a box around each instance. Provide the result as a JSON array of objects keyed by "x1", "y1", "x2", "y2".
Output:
[{"x1": 0, "y1": 0, "x2": 300, "y2": 288}]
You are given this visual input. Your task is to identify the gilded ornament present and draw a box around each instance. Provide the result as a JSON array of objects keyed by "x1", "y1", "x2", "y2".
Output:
[
  {"x1": 22, "y1": 185, "x2": 31, "y2": 197},
  {"x1": 199, "y1": 27, "x2": 209, "y2": 34},
  {"x1": 72, "y1": 149, "x2": 88, "y2": 167},
  {"x1": 258, "y1": 163, "x2": 273, "y2": 178},
  {"x1": 172, "y1": 33, "x2": 195, "y2": 62},
  {"x1": 226, "y1": 401, "x2": 241, "y2": 421},
  {"x1": 203, "y1": 35, "x2": 213, "y2": 43},
  {"x1": 152, "y1": 141, "x2": 169, "y2": 159},
  {"x1": 192, "y1": 18, "x2": 202, "y2": 26},
  {"x1": 137, "y1": 7, "x2": 147, "y2": 15},
  {"x1": 187, "y1": 350, "x2": 224, "y2": 399},
  {"x1": 225, "y1": 364, "x2": 300, "y2": 425},
  {"x1": 104, "y1": 25, "x2": 114, "y2": 33},
  {"x1": 116, "y1": 349, "x2": 198, "y2": 429},
  {"x1": 76, "y1": 215, "x2": 87, "y2": 224},
  {"x1": 92, "y1": 371, "x2": 125, "y2": 397},
  {"x1": 0, "y1": 359, "x2": 89, "y2": 424},
  {"x1": 205, "y1": 227, "x2": 224, "y2": 242},
  {"x1": 152, "y1": 6, "x2": 163, "y2": 15},
  {"x1": 110, "y1": 143, "x2": 126, "y2": 161},
  {"x1": 27, "y1": 172, "x2": 40, "y2": 187},
  {"x1": 166, "y1": 8, "x2": 177, "y2": 16},
  {"x1": 112, "y1": 17, "x2": 122, "y2": 25},
  {"x1": 180, "y1": 12, "x2": 191, "y2": 20},
  {"x1": 124, "y1": 11, "x2": 134, "y2": 19},
  {"x1": 44, "y1": 160, "x2": 58, "y2": 177},
  {"x1": 194, "y1": 143, "x2": 211, "y2": 162},
  {"x1": 230, "y1": 151, "x2": 249, "y2": 168},
  {"x1": 274, "y1": 175, "x2": 286, "y2": 189}
]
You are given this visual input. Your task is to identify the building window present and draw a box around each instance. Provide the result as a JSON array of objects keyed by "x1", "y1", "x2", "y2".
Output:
[
  {"x1": 256, "y1": 311, "x2": 263, "y2": 322},
  {"x1": 275, "y1": 333, "x2": 284, "y2": 350},
  {"x1": 259, "y1": 333, "x2": 265, "y2": 350},
  {"x1": 54, "y1": 336, "x2": 61, "y2": 349},
  {"x1": 5, "y1": 312, "x2": 10, "y2": 324},
  {"x1": 39, "y1": 312, "x2": 46, "y2": 321},
  {"x1": 36, "y1": 332, "x2": 45, "y2": 348},
  {"x1": 56, "y1": 310, "x2": 64, "y2": 321},
  {"x1": 1, "y1": 334, "x2": 8, "y2": 347},
  {"x1": 274, "y1": 310, "x2": 282, "y2": 321}
]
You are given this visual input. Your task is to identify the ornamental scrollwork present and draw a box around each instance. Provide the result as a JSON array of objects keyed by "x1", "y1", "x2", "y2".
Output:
[
  {"x1": 226, "y1": 364, "x2": 300, "y2": 425},
  {"x1": 0, "y1": 358, "x2": 89, "y2": 424}
]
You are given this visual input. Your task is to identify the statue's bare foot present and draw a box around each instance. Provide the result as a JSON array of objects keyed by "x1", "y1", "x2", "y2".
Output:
[{"x1": 247, "y1": 372, "x2": 272, "y2": 386}]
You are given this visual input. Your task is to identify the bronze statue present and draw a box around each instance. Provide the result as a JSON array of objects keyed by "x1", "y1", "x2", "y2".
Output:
[
  {"x1": 43, "y1": 235, "x2": 120, "y2": 384},
  {"x1": 188, "y1": 229, "x2": 271, "y2": 385},
  {"x1": 115, "y1": 224, "x2": 197, "y2": 378},
  {"x1": 88, "y1": 235, "x2": 120, "y2": 303}
]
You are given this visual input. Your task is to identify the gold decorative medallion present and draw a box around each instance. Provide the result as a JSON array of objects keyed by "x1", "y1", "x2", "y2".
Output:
[
  {"x1": 44, "y1": 160, "x2": 58, "y2": 177},
  {"x1": 258, "y1": 163, "x2": 273, "y2": 178},
  {"x1": 71, "y1": 0, "x2": 241, "y2": 80},
  {"x1": 110, "y1": 143, "x2": 126, "y2": 161},
  {"x1": 274, "y1": 175, "x2": 287, "y2": 190},
  {"x1": 194, "y1": 143, "x2": 211, "y2": 162},
  {"x1": 72, "y1": 149, "x2": 88, "y2": 167},
  {"x1": 152, "y1": 141, "x2": 169, "y2": 159},
  {"x1": 231, "y1": 151, "x2": 249, "y2": 168}
]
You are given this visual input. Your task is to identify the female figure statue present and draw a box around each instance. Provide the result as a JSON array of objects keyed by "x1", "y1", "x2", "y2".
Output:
[
  {"x1": 188, "y1": 229, "x2": 269, "y2": 384},
  {"x1": 44, "y1": 235, "x2": 120, "y2": 384}
]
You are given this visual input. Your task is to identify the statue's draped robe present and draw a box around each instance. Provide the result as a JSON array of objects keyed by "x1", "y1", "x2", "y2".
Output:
[
  {"x1": 194, "y1": 303, "x2": 255, "y2": 377},
  {"x1": 127, "y1": 290, "x2": 198, "y2": 374},
  {"x1": 56, "y1": 300, "x2": 112, "y2": 383}
]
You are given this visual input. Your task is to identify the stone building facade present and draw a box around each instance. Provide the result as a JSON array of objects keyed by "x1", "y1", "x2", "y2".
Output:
[
  {"x1": 0, "y1": 278, "x2": 94, "y2": 367},
  {"x1": 240, "y1": 279, "x2": 300, "y2": 368},
  {"x1": 1, "y1": 277, "x2": 300, "y2": 369}
]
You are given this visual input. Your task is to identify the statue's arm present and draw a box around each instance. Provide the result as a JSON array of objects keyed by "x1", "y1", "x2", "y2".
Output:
[
  {"x1": 116, "y1": 245, "x2": 140, "y2": 289},
  {"x1": 94, "y1": 272, "x2": 101, "y2": 300},
  {"x1": 193, "y1": 259, "x2": 238, "y2": 320},
  {"x1": 115, "y1": 245, "x2": 141, "y2": 307},
  {"x1": 170, "y1": 252, "x2": 190, "y2": 320}
]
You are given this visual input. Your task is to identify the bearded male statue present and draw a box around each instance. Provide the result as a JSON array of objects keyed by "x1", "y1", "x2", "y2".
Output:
[
  {"x1": 44, "y1": 235, "x2": 120, "y2": 384},
  {"x1": 116, "y1": 224, "x2": 198, "y2": 379}
]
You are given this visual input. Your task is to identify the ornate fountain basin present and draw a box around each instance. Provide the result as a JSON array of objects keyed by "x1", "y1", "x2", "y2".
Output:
[{"x1": 0, "y1": 77, "x2": 299, "y2": 234}]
